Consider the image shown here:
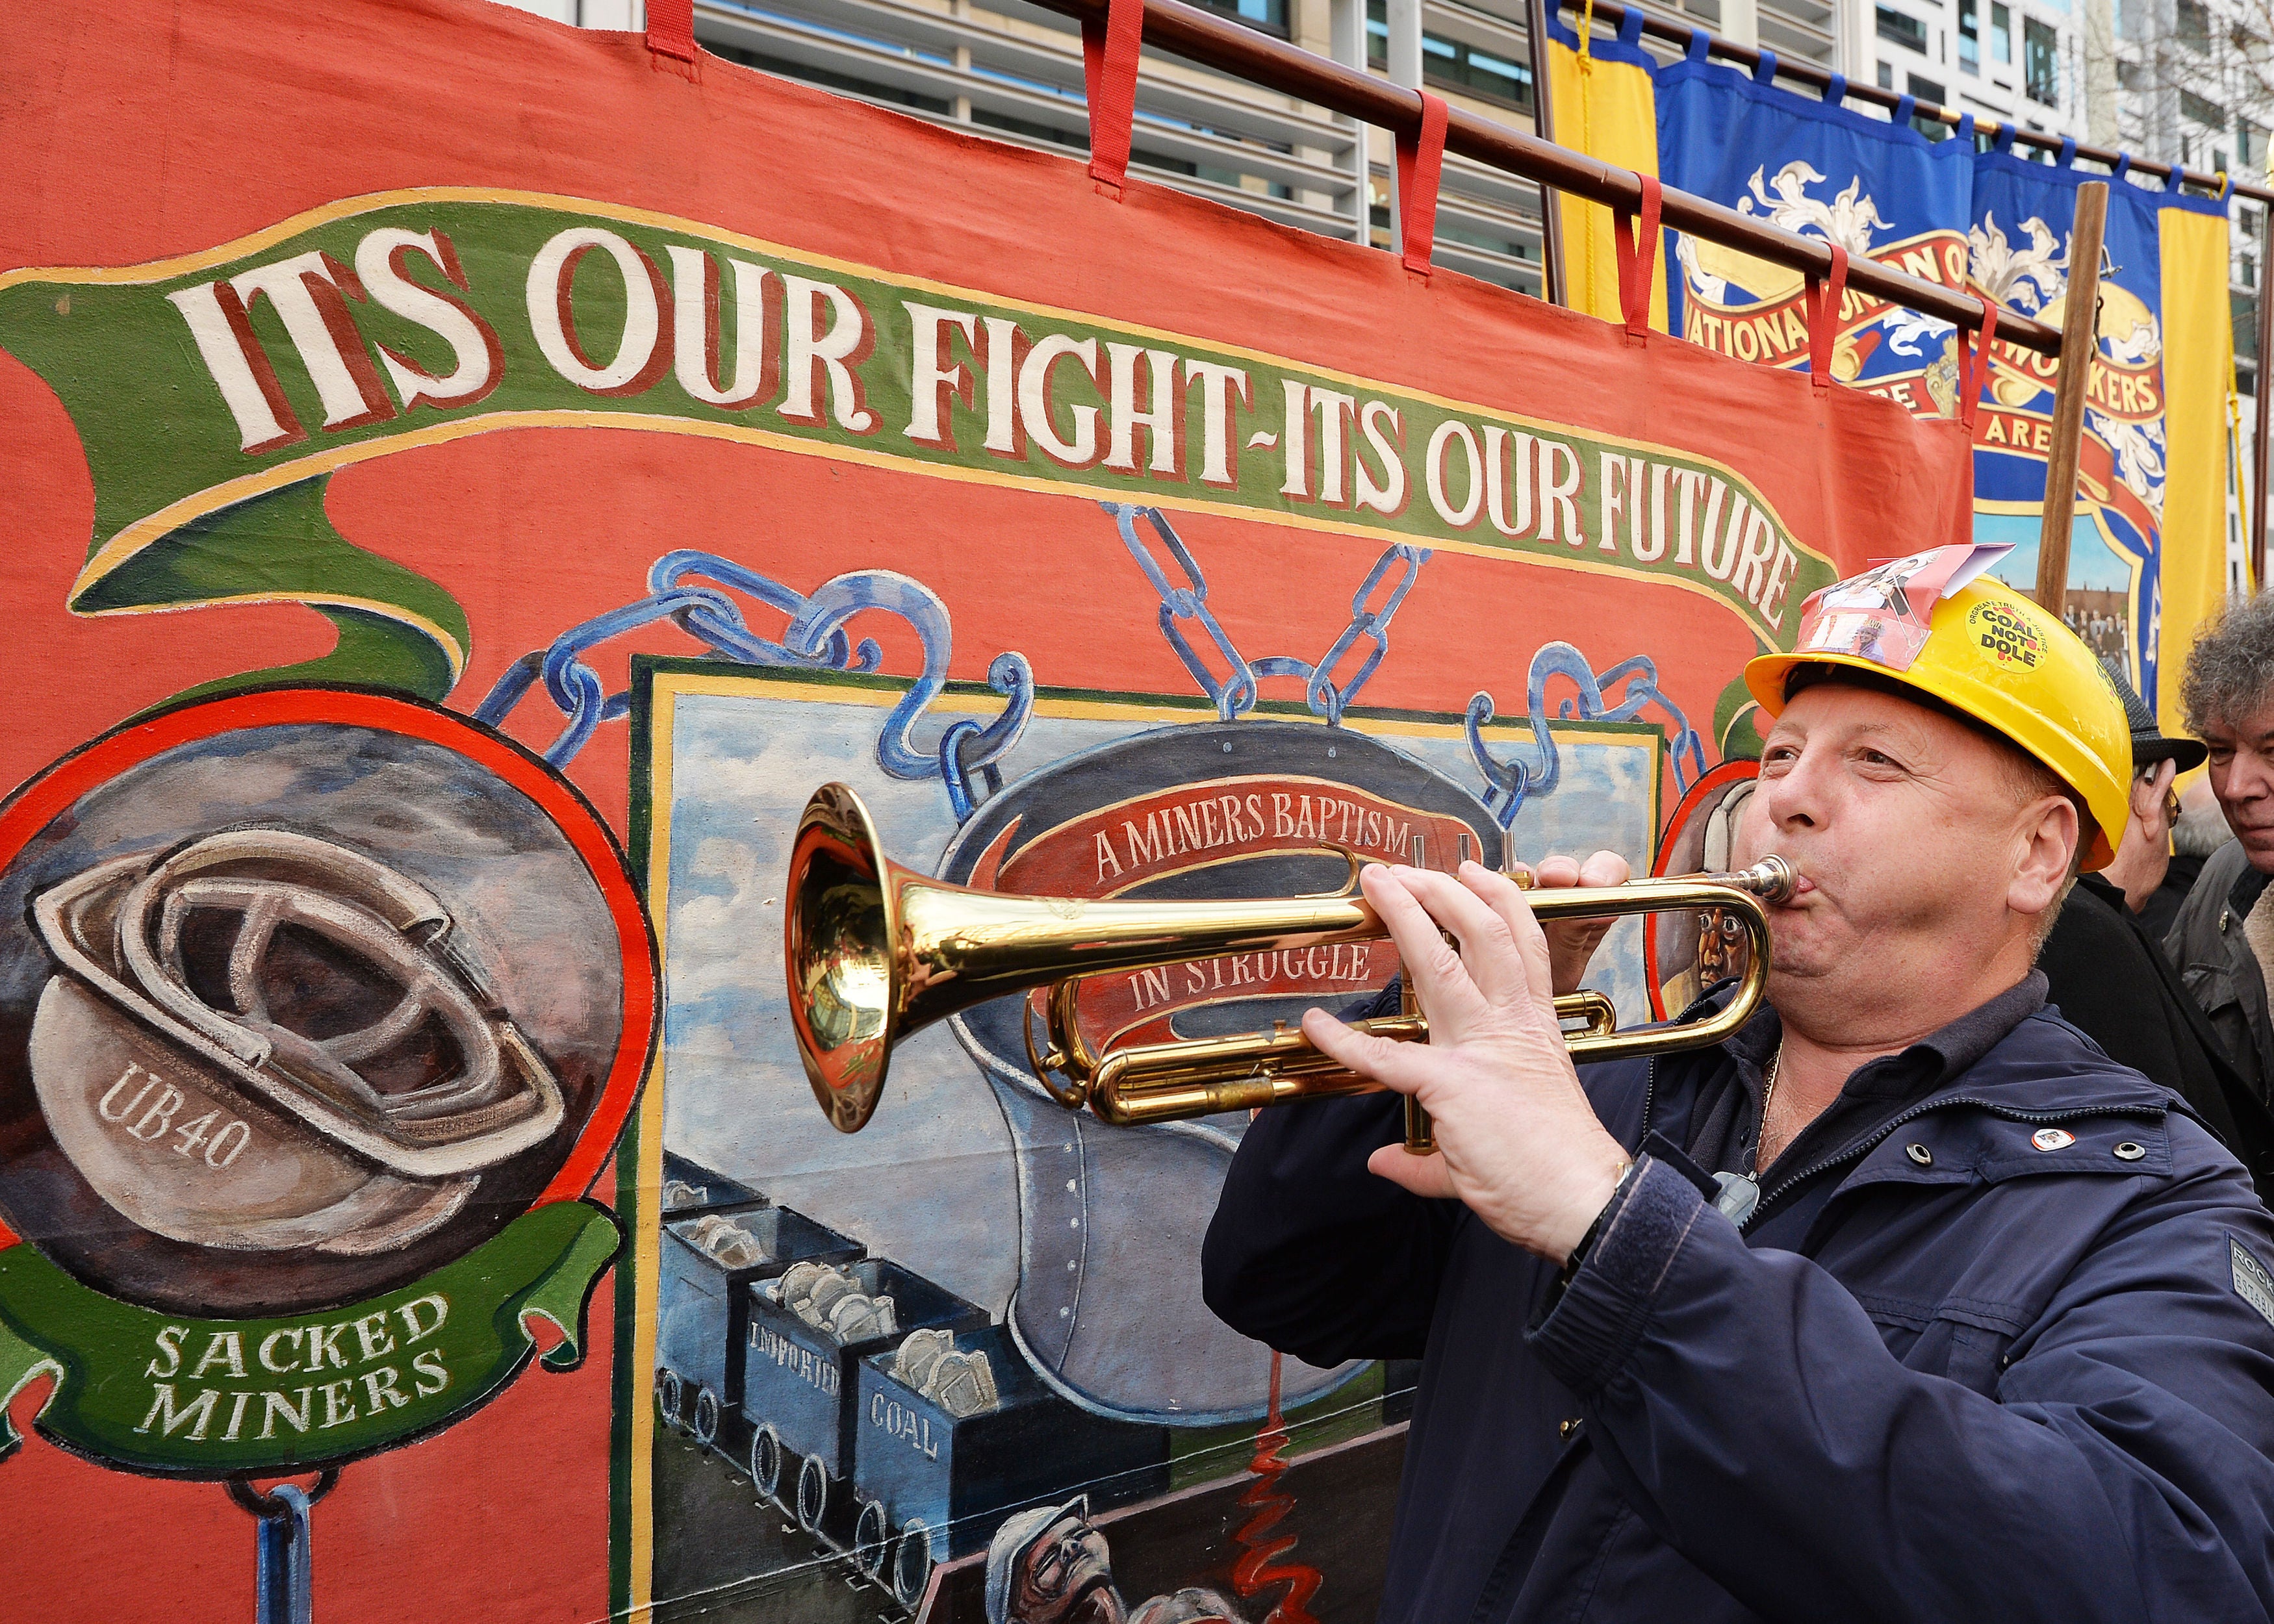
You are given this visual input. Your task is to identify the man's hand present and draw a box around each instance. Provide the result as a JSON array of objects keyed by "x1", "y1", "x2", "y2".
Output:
[
  {"x1": 1513, "y1": 851, "x2": 1633, "y2": 995},
  {"x1": 1300, "y1": 861, "x2": 1631, "y2": 1263}
]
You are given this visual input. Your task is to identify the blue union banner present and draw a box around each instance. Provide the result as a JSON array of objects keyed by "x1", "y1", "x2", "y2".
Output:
[
  {"x1": 1652, "y1": 48, "x2": 2233, "y2": 711},
  {"x1": 1968, "y1": 137, "x2": 2230, "y2": 707},
  {"x1": 1655, "y1": 42, "x2": 1978, "y2": 416}
]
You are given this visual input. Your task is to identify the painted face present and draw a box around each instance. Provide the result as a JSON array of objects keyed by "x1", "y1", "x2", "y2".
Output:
[
  {"x1": 1010, "y1": 1514, "x2": 1120, "y2": 1624},
  {"x1": 2199, "y1": 701, "x2": 2274, "y2": 873},
  {"x1": 1735, "y1": 683, "x2": 2065, "y2": 987}
]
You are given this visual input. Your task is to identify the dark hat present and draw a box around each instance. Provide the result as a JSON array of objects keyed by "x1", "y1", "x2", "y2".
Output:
[{"x1": 2102, "y1": 656, "x2": 2207, "y2": 774}]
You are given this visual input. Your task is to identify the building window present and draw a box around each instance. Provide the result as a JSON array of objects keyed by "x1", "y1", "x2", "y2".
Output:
[
  {"x1": 2182, "y1": 89, "x2": 2229, "y2": 132},
  {"x1": 1958, "y1": 0, "x2": 1979, "y2": 74},
  {"x1": 705, "y1": 39, "x2": 955, "y2": 116},
  {"x1": 2024, "y1": 18, "x2": 2058, "y2": 105},
  {"x1": 1878, "y1": 60, "x2": 1895, "y2": 88},
  {"x1": 2117, "y1": 58, "x2": 2145, "y2": 91},
  {"x1": 1193, "y1": 0, "x2": 1290, "y2": 37},
  {"x1": 2245, "y1": 122, "x2": 2269, "y2": 168},
  {"x1": 2177, "y1": 0, "x2": 2210, "y2": 50},
  {"x1": 1877, "y1": 6, "x2": 1928, "y2": 52},
  {"x1": 1991, "y1": 1, "x2": 2011, "y2": 63},
  {"x1": 1908, "y1": 71, "x2": 1947, "y2": 107},
  {"x1": 2236, "y1": 290, "x2": 2258, "y2": 392},
  {"x1": 1366, "y1": 1, "x2": 1533, "y2": 110}
]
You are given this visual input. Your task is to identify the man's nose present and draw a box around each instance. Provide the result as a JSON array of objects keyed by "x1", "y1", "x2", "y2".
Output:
[
  {"x1": 2229, "y1": 749, "x2": 2274, "y2": 807},
  {"x1": 1753, "y1": 749, "x2": 1826, "y2": 830}
]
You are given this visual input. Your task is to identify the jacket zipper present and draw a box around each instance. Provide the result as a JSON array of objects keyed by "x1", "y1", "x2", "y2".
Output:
[
  {"x1": 1741, "y1": 1096, "x2": 2165, "y2": 1230},
  {"x1": 1638, "y1": 987, "x2": 1727, "y2": 1145}
]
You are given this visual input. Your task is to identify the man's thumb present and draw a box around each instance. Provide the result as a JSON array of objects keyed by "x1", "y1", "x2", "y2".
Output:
[{"x1": 1368, "y1": 1143, "x2": 1455, "y2": 1199}]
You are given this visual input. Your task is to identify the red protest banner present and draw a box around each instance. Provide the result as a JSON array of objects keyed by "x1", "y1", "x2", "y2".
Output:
[{"x1": 0, "y1": 1, "x2": 1971, "y2": 1618}]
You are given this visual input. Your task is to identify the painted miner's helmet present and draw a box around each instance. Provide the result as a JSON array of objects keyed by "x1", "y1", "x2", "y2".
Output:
[{"x1": 27, "y1": 828, "x2": 565, "y2": 1255}]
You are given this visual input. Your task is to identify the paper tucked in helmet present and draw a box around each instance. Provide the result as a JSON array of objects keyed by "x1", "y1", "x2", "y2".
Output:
[
  {"x1": 27, "y1": 829, "x2": 565, "y2": 1254},
  {"x1": 1744, "y1": 546, "x2": 2131, "y2": 870}
]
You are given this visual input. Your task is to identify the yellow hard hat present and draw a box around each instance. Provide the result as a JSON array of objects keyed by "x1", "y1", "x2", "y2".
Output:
[{"x1": 1743, "y1": 572, "x2": 2130, "y2": 870}]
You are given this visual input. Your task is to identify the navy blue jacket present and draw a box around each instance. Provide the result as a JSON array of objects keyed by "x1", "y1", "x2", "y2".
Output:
[{"x1": 1202, "y1": 998, "x2": 2274, "y2": 1623}]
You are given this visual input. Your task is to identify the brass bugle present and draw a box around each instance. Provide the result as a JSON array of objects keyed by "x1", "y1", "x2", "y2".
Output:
[{"x1": 786, "y1": 782, "x2": 1793, "y2": 1147}]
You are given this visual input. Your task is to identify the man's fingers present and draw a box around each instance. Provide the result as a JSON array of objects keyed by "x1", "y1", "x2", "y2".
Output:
[
  {"x1": 1299, "y1": 1006, "x2": 1429, "y2": 1093},
  {"x1": 1386, "y1": 865, "x2": 1533, "y2": 1011},
  {"x1": 1532, "y1": 854, "x2": 1581, "y2": 889},
  {"x1": 1528, "y1": 851, "x2": 1629, "y2": 889},
  {"x1": 1356, "y1": 866, "x2": 1472, "y2": 1013},
  {"x1": 1367, "y1": 1141, "x2": 1457, "y2": 1199},
  {"x1": 1577, "y1": 849, "x2": 1630, "y2": 887},
  {"x1": 1451, "y1": 862, "x2": 1559, "y2": 1015}
]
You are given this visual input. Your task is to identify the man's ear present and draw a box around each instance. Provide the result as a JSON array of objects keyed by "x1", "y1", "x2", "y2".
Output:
[{"x1": 2013, "y1": 795, "x2": 2081, "y2": 913}]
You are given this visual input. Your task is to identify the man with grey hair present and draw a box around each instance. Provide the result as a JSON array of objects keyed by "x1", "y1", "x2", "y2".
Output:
[
  {"x1": 2150, "y1": 775, "x2": 2236, "y2": 936},
  {"x1": 2036, "y1": 661, "x2": 2274, "y2": 1195},
  {"x1": 2171, "y1": 590, "x2": 2274, "y2": 1106}
]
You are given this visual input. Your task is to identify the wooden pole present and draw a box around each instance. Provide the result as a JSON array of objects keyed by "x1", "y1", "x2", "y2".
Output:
[
  {"x1": 2254, "y1": 261, "x2": 2272, "y2": 590},
  {"x1": 1525, "y1": 0, "x2": 1567, "y2": 305},
  {"x1": 2035, "y1": 181, "x2": 2109, "y2": 620}
]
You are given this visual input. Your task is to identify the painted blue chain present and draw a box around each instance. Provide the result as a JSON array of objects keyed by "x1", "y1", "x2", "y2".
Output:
[
  {"x1": 1466, "y1": 644, "x2": 1706, "y2": 830},
  {"x1": 1104, "y1": 502, "x2": 1429, "y2": 725},
  {"x1": 474, "y1": 552, "x2": 1032, "y2": 815}
]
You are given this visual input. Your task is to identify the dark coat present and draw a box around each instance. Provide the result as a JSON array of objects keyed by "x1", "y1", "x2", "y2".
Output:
[
  {"x1": 2138, "y1": 850, "x2": 2207, "y2": 943},
  {"x1": 1203, "y1": 1004, "x2": 2274, "y2": 1624},
  {"x1": 2168, "y1": 840, "x2": 2274, "y2": 1102},
  {"x1": 2039, "y1": 870, "x2": 2274, "y2": 1199}
]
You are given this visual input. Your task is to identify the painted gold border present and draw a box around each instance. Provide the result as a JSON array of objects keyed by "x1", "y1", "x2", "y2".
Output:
[{"x1": 624, "y1": 665, "x2": 1660, "y2": 1608}]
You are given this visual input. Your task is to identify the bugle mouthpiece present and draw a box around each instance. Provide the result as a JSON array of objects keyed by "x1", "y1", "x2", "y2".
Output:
[{"x1": 1723, "y1": 854, "x2": 1795, "y2": 906}]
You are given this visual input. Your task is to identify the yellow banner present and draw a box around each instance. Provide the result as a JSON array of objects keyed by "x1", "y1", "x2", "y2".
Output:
[
  {"x1": 2158, "y1": 205, "x2": 2236, "y2": 755},
  {"x1": 1548, "y1": 28, "x2": 1666, "y2": 331}
]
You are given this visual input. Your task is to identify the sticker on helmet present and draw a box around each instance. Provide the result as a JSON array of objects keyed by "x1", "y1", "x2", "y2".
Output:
[
  {"x1": 1789, "y1": 541, "x2": 2015, "y2": 674},
  {"x1": 1968, "y1": 601, "x2": 2048, "y2": 670}
]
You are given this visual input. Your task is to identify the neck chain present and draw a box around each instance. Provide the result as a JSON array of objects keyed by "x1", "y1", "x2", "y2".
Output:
[{"x1": 1757, "y1": 1043, "x2": 1783, "y2": 1169}]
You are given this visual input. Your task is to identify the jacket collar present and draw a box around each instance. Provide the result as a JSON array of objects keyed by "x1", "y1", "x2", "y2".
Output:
[
  {"x1": 1724, "y1": 971, "x2": 2050, "y2": 1104},
  {"x1": 2230, "y1": 854, "x2": 2271, "y2": 922}
]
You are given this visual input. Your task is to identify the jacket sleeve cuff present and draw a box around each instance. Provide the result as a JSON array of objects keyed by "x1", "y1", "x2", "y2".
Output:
[{"x1": 1526, "y1": 1154, "x2": 1716, "y2": 1399}]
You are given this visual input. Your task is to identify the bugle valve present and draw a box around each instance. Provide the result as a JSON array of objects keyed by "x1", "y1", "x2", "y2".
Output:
[{"x1": 786, "y1": 783, "x2": 1793, "y2": 1150}]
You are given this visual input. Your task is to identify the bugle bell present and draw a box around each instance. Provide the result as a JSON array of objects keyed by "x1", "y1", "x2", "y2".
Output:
[{"x1": 786, "y1": 783, "x2": 1792, "y2": 1150}]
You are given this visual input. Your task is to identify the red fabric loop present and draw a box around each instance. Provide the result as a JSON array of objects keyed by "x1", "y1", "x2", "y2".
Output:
[
  {"x1": 1611, "y1": 174, "x2": 1661, "y2": 341},
  {"x1": 1082, "y1": 0, "x2": 1144, "y2": 198},
  {"x1": 1959, "y1": 294, "x2": 1999, "y2": 431},
  {"x1": 1803, "y1": 244, "x2": 1849, "y2": 391},
  {"x1": 1395, "y1": 92, "x2": 1450, "y2": 279},
  {"x1": 646, "y1": 0, "x2": 697, "y2": 63}
]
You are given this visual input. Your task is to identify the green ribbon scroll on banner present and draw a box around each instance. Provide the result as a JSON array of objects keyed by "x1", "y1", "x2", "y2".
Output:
[
  {"x1": 0, "y1": 188, "x2": 1837, "y2": 707},
  {"x1": 0, "y1": 1200, "x2": 618, "y2": 1475}
]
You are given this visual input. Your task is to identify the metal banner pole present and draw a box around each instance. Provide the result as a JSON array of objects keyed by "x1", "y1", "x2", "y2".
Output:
[
  {"x1": 2035, "y1": 181, "x2": 2110, "y2": 620},
  {"x1": 2255, "y1": 258, "x2": 2271, "y2": 590},
  {"x1": 1525, "y1": 0, "x2": 1567, "y2": 305},
  {"x1": 1384, "y1": 0, "x2": 1424, "y2": 260}
]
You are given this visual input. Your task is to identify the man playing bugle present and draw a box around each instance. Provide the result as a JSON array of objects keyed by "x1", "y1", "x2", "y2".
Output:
[{"x1": 1205, "y1": 557, "x2": 2274, "y2": 1623}]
